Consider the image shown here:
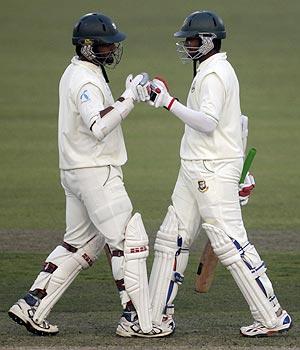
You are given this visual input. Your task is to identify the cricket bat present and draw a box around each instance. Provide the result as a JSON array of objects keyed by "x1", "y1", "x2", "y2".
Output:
[
  {"x1": 194, "y1": 148, "x2": 257, "y2": 293},
  {"x1": 104, "y1": 244, "x2": 112, "y2": 268}
]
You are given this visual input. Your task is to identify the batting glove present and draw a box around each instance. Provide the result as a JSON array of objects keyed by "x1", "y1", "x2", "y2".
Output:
[
  {"x1": 239, "y1": 173, "x2": 255, "y2": 206},
  {"x1": 148, "y1": 77, "x2": 177, "y2": 110},
  {"x1": 122, "y1": 73, "x2": 150, "y2": 102}
]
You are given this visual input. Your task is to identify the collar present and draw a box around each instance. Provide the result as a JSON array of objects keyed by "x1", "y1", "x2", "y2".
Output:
[
  {"x1": 71, "y1": 56, "x2": 102, "y2": 75},
  {"x1": 197, "y1": 52, "x2": 227, "y2": 72}
]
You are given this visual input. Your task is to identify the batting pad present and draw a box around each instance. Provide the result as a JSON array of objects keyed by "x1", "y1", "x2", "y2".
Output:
[
  {"x1": 149, "y1": 206, "x2": 180, "y2": 325},
  {"x1": 33, "y1": 257, "x2": 82, "y2": 324},
  {"x1": 33, "y1": 234, "x2": 105, "y2": 324},
  {"x1": 124, "y1": 213, "x2": 152, "y2": 333},
  {"x1": 202, "y1": 223, "x2": 277, "y2": 328}
]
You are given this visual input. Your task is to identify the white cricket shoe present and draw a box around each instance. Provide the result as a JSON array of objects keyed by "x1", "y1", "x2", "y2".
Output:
[
  {"x1": 240, "y1": 310, "x2": 292, "y2": 337},
  {"x1": 8, "y1": 299, "x2": 59, "y2": 336},
  {"x1": 116, "y1": 311, "x2": 175, "y2": 338}
]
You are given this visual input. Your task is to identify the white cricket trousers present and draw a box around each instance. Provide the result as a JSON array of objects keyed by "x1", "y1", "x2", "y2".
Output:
[
  {"x1": 172, "y1": 158, "x2": 247, "y2": 246},
  {"x1": 170, "y1": 158, "x2": 279, "y2": 312},
  {"x1": 29, "y1": 166, "x2": 132, "y2": 295},
  {"x1": 60, "y1": 165, "x2": 133, "y2": 250}
]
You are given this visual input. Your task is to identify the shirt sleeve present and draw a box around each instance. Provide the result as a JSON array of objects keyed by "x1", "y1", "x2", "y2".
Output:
[
  {"x1": 198, "y1": 73, "x2": 225, "y2": 122},
  {"x1": 170, "y1": 100, "x2": 218, "y2": 133},
  {"x1": 76, "y1": 83, "x2": 105, "y2": 130}
]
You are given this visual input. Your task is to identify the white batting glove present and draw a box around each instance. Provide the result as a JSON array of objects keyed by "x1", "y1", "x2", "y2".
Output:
[
  {"x1": 122, "y1": 73, "x2": 150, "y2": 102},
  {"x1": 239, "y1": 173, "x2": 255, "y2": 206},
  {"x1": 148, "y1": 77, "x2": 177, "y2": 110},
  {"x1": 125, "y1": 73, "x2": 133, "y2": 89}
]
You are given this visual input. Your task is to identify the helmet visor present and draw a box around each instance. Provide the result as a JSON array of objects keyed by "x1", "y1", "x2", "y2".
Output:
[{"x1": 99, "y1": 32, "x2": 126, "y2": 44}]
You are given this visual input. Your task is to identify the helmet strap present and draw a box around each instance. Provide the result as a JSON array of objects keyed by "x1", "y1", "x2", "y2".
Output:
[
  {"x1": 100, "y1": 64, "x2": 109, "y2": 83},
  {"x1": 193, "y1": 59, "x2": 198, "y2": 78}
]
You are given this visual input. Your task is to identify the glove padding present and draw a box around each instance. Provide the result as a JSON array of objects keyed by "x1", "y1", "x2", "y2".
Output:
[
  {"x1": 239, "y1": 173, "x2": 255, "y2": 206},
  {"x1": 122, "y1": 73, "x2": 150, "y2": 102},
  {"x1": 148, "y1": 77, "x2": 175, "y2": 109}
]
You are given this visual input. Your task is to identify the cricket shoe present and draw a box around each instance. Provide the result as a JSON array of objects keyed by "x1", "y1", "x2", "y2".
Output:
[
  {"x1": 116, "y1": 311, "x2": 175, "y2": 338},
  {"x1": 162, "y1": 314, "x2": 176, "y2": 334},
  {"x1": 240, "y1": 310, "x2": 292, "y2": 337},
  {"x1": 8, "y1": 298, "x2": 59, "y2": 336}
]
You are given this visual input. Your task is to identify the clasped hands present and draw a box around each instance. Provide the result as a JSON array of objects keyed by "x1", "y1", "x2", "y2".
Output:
[{"x1": 121, "y1": 73, "x2": 174, "y2": 108}]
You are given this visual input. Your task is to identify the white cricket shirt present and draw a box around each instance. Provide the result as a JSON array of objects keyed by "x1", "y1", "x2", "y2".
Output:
[
  {"x1": 58, "y1": 57, "x2": 127, "y2": 170},
  {"x1": 180, "y1": 52, "x2": 244, "y2": 160}
]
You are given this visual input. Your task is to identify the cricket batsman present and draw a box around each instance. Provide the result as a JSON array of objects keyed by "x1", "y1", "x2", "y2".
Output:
[
  {"x1": 147, "y1": 10, "x2": 292, "y2": 337},
  {"x1": 8, "y1": 12, "x2": 173, "y2": 338}
]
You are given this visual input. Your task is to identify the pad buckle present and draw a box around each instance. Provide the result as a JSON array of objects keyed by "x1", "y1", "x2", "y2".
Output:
[{"x1": 174, "y1": 272, "x2": 184, "y2": 285}]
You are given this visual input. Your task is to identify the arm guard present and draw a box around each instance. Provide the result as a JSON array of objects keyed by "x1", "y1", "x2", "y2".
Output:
[{"x1": 91, "y1": 98, "x2": 134, "y2": 140}]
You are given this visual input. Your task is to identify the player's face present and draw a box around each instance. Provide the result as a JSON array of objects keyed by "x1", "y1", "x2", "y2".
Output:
[
  {"x1": 95, "y1": 43, "x2": 117, "y2": 64},
  {"x1": 184, "y1": 37, "x2": 201, "y2": 58}
]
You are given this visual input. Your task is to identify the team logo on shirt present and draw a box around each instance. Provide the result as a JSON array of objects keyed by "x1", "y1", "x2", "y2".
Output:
[
  {"x1": 80, "y1": 89, "x2": 90, "y2": 103},
  {"x1": 191, "y1": 84, "x2": 196, "y2": 93},
  {"x1": 198, "y1": 180, "x2": 209, "y2": 192}
]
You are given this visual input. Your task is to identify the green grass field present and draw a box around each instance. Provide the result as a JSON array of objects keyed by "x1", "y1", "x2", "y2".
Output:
[{"x1": 0, "y1": 0, "x2": 299, "y2": 349}]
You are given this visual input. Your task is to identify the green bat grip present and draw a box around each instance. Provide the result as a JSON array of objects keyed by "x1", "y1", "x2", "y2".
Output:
[{"x1": 239, "y1": 148, "x2": 257, "y2": 184}]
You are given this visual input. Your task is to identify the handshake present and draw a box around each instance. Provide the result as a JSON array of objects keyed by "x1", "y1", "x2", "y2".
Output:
[{"x1": 121, "y1": 72, "x2": 176, "y2": 110}]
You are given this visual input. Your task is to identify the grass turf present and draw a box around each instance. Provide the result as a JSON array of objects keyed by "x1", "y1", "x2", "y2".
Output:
[
  {"x1": 0, "y1": 250, "x2": 299, "y2": 348},
  {"x1": 0, "y1": 0, "x2": 299, "y2": 348},
  {"x1": 0, "y1": 0, "x2": 299, "y2": 231}
]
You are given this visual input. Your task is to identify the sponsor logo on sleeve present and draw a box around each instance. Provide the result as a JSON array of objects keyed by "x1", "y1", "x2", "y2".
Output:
[{"x1": 80, "y1": 89, "x2": 90, "y2": 103}]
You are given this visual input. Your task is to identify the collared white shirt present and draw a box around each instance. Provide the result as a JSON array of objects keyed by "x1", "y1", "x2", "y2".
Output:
[
  {"x1": 58, "y1": 57, "x2": 127, "y2": 170},
  {"x1": 180, "y1": 52, "x2": 244, "y2": 160}
]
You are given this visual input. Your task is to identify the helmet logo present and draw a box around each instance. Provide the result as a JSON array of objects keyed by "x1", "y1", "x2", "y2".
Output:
[{"x1": 84, "y1": 38, "x2": 93, "y2": 45}]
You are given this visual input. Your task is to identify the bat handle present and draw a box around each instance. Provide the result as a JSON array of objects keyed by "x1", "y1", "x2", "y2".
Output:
[{"x1": 239, "y1": 147, "x2": 256, "y2": 184}]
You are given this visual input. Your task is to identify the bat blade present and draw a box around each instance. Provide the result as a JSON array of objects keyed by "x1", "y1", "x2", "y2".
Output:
[
  {"x1": 195, "y1": 240, "x2": 219, "y2": 293},
  {"x1": 104, "y1": 244, "x2": 112, "y2": 268}
]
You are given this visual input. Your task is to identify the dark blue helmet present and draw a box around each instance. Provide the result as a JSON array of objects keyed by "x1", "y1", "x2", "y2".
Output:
[
  {"x1": 72, "y1": 13, "x2": 126, "y2": 67},
  {"x1": 174, "y1": 11, "x2": 226, "y2": 39}
]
